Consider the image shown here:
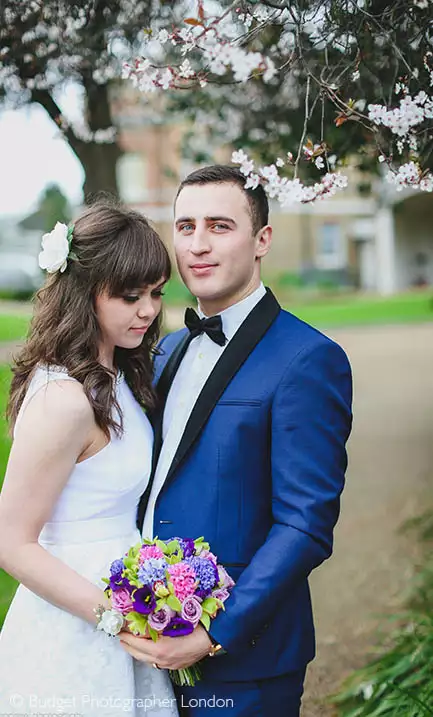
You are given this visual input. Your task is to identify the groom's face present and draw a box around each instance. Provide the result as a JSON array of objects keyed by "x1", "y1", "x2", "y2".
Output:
[{"x1": 174, "y1": 182, "x2": 271, "y2": 313}]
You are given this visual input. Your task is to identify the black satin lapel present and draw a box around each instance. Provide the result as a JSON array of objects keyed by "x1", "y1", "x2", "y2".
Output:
[
  {"x1": 157, "y1": 331, "x2": 191, "y2": 403},
  {"x1": 137, "y1": 332, "x2": 190, "y2": 530},
  {"x1": 163, "y1": 289, "x2": 281, "y2": 488}
]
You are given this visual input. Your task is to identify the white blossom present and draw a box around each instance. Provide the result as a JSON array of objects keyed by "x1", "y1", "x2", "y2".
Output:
[
  {"x1": 38, "y1": 222, "x2": 70, "y2": 274},
  {"x1": 179, "y1": 59, "x2": 195, "y2": 79}
]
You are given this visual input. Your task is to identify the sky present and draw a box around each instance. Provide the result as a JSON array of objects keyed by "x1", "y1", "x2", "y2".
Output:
[{"x1": 0, "y1": 86, "x2": 85, "y2": 219}]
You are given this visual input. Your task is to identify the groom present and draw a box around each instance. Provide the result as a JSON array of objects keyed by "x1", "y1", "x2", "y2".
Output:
[{"x1": 122, "y1": 165, "x2": 353, "y2": 715}]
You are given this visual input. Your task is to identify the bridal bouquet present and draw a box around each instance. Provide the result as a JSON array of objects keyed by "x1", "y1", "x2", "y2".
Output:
[{"x1": 102, "y1": 536, "x2": 234, "y2": 686}]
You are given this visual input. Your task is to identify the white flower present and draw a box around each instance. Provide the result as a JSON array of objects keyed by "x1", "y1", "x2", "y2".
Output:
[
  {"x1": 232, "y1": 149, "x2": 249, "y2": 165},
  {"x1": 244, "y1": 173, "x2": 260, "y2": 190},
  {"x1": 38, "y1": 222, "x2": 70, "y2": 274},
  {"x1": 96, "y1": 609, "x2": 125, "y2": 636},
  {"x1": 361, "y1": 683, "x2": 374, "y2": 700}
]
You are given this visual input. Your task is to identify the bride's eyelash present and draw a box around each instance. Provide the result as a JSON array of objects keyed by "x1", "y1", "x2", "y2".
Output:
[{"x1": 122, "y1": 291, "x2": 165, "y2": 302}]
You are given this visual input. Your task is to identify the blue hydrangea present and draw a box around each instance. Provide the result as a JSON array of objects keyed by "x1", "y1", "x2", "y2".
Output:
[
  {"x1": 186, "y1": 556, "x2": 219, "y2": 597},
  {"x1": 138, "y1": 558, "x2": 168, "y2": 586},
  {"x1": 110, "y1": 559, "x2": 124, "y2": 578}
]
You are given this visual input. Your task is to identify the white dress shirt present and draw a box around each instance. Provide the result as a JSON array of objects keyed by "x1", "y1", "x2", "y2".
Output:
[{"x1": 141, "y1": 282, "x2": 266, "y2": 539}]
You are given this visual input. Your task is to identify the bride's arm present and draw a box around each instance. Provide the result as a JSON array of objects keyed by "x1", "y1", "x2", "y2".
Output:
[{"x1": 0, "y1": 380, "x2": 110, "y2": 625}]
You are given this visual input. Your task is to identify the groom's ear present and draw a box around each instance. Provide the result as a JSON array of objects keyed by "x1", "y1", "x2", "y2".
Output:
[{"x1": 255, "y1": 225, "x2": 272, "y2": 259}]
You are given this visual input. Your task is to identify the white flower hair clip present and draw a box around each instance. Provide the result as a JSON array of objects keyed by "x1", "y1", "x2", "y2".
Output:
[{"x1": 38, "y1": 222, "x2": 75, "y2": 274}]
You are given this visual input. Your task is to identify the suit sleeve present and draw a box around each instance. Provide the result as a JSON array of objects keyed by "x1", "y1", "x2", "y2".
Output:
[{"x1": 209, "y1": 339, "x2": 353, "y2": 653}]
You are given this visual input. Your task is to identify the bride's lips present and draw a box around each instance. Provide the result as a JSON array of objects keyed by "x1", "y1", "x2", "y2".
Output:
[
  {"x1": 190, "y1": 263, "x2": 217, "y2": 276},
  {"x1": 130, "y1": 326, "x2": 149, "y2": 334}
]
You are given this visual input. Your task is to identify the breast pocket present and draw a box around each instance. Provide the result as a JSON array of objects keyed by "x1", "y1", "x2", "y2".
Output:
[{"x1": 217, "y1": 399, "x2": 263, "y2": 406}]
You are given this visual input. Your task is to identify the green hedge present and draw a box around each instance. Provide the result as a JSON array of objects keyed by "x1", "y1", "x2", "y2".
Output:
[
  {"x1": 332, "y1": 512, "x2": 433, "y2": 716},
  {"x1": 0, "y1": 365, "x2": 18, "y2": 628}
]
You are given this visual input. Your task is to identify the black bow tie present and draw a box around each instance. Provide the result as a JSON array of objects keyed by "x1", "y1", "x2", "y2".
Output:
[{"x1": 184, "y1": 307, "x2": 227, "y2": 347}]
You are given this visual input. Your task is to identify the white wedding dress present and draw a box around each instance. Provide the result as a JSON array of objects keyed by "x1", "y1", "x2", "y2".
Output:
[{"x1": 0, "y1": 366, "x2": 178, "y2": 716}]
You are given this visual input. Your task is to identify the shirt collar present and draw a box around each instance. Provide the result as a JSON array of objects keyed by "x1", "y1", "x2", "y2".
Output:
[{"x1": 198, "y1": 283, "x2": 266, "y2": 343}]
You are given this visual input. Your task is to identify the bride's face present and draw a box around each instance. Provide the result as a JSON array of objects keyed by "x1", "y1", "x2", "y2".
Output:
[{"x1": 95, "y1": 278, "x2": 166, "y2": 366}]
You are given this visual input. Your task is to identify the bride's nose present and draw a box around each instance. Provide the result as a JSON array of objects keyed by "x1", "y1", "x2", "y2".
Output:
[{"x1": 137, "y1": 297, "x2": 156, "y2": 321}]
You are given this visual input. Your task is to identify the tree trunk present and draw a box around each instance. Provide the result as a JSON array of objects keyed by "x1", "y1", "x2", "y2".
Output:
[
  {"x1": 79, "y1": 77, "x2": 123, "y2": 204},
  {"x1": 32, "y1": 82, "x2": 123, "y2": 205},
  {"x1": 79, "y1": 141, "x2": 122, "y2": 204}
]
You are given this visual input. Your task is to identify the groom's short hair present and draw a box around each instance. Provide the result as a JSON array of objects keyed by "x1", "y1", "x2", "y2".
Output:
[{"x1": 176, "y1": 165, "x2": 269, "y2": 235}]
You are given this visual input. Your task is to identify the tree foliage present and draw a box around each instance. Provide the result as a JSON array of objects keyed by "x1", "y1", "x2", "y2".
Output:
[
  {"x1": 127, "y1": 0, "x2": 433, "y2": 198},
  {"x1": 0, "y1": 1, "x2": 171, "y2": 201}
]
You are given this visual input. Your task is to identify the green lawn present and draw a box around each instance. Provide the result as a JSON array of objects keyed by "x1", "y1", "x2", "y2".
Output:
[
  {"x1": 0, "y1": 314, "x2": 30, "y2": 343},
  {"x1": 0, "y1": 365, "x2": 17, "y2": 627},
  {"x1": 0, "y1": 289, "x2": 431, "y2": 335},
  {"x1": 287, "y1": 290, "x2": 433, "y2": 328}
]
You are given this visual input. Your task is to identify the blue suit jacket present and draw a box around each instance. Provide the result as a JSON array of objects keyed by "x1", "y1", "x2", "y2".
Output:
[{"x1": 137, "y1": 289, "x2": 352, "y2": 682}]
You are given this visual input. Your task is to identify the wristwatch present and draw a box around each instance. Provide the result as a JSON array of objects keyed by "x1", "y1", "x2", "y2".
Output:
[{"x1": 208, "y1": 632, "x2": 226, "y2": 658}]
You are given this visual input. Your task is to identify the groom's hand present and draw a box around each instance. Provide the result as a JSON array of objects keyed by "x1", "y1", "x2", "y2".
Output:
[{"x1": 119, "y1": 624, "x2": 213, "y2": 670}]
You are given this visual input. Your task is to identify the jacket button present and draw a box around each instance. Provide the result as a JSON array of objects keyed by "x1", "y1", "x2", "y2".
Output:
[{"x1": 251, "y1": 639, "x2": 256, "y2": 647}]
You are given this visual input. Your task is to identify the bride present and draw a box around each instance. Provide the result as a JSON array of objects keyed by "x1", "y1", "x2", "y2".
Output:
[{"x1": 0, "y1": 203, "x2": 178, "y2": 716}]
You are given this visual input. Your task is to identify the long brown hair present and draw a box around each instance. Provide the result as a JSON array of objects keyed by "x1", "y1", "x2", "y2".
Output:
[{"x1": 7, "y1": 202, "x2": 171, "y2": 436}]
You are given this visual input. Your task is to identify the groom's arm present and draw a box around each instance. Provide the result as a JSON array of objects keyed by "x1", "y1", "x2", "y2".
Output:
[{"x1": 209, "y1": 338, "x2": 353, "y2": 654}]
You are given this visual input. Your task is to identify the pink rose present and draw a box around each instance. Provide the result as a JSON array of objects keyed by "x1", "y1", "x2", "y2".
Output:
[{"x1": 111, "y1": 588, "x2": 134, "y2": 615}]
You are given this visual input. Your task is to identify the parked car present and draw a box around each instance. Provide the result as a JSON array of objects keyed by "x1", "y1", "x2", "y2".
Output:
[{"x1": 0, "y1": 252, "x2": 44, "y2": 296}]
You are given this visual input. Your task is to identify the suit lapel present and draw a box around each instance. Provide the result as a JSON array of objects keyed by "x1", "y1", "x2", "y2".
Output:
[
  {"x1": 162, "y1": 288, "x2": 280, "y2": 490},
  {"x1": 137, "y1": 331, "x2": 190, "y2": 529}
]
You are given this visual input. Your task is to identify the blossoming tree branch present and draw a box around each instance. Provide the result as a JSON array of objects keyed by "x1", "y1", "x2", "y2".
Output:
[{"x1": 123, "y1": 0, "x2": 433, "y2": 205}]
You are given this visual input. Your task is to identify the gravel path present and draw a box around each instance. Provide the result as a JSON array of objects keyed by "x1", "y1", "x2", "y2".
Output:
[
  {"x1": 1, "y1": 319, "x2": 432, "y2": 715},
  {"x1": 303, "y1": 323, "x2": 433, "y2": 715}
]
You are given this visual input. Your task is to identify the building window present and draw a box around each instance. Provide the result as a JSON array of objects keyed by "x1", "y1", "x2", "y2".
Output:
[
  {"x1": 116, "y1": 153, "x2": 147, "y2": 204},
  {"x1": 317, "y1": 222, "x2": 345, "y2": 269}
]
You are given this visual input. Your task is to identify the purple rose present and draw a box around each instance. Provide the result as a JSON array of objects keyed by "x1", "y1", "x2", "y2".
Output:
[
  {"x1": 111, "y1": 587, "x2": 134, "y2": 615},
  {"x1": 200, "y1": 549, "x2": 218, "y2": 563},
  {"x1": 148, "y1": 606, "x2": 175, "y2": 632},
  {"x1": 212, "y1": 588, "x2": 230, "y2": 604},
  {"x1": 218, "y1": 566, "x2": 235, "y2": 589},
  {"x1": 181, "y1": 596, "x2": 203, "y2": 626},
  {"x1": 162, "y1": 617, "x2": 195, "y2": 637},
  {"x1": 133, "y1": 586, "x2": 157, "y2": 615}
]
